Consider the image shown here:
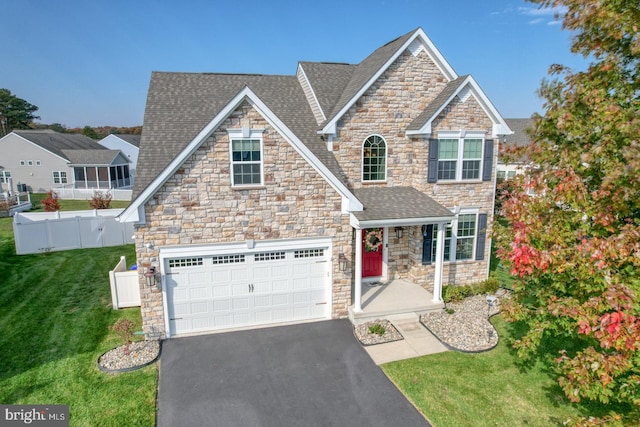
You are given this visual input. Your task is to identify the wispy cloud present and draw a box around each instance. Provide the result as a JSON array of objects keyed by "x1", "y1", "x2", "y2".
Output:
[{"x1": 518, "y1": 5, "x2": 566, "y2": 24}]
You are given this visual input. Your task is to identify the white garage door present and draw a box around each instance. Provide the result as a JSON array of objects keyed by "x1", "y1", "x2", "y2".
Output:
[{"x1": 165, "y1": 246, "x2": 331, "y2": 336}]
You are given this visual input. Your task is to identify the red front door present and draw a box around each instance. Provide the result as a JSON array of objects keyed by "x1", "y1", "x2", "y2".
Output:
[{"x1": 362, "y1": 228, "x2": 383, "y2": 277}]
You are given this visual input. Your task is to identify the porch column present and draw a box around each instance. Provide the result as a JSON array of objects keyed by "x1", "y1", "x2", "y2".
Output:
[
  {"x1": 432, "y1": 222, "x2": 446, "y2": 303},
  {"x1": 354, "y1": 227, "x2": 363, "y2": 312}
]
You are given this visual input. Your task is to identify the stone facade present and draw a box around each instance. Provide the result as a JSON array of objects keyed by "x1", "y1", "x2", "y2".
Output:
[
  {"x1": 136, "y1": 102, "x2": 353, "y2": 339},
  {"x1": 330, "y1": 49, "x2": 496, "y2": 292},
  {"x1": 135, "y1": 37, "x2": 500, "y2": 339}
]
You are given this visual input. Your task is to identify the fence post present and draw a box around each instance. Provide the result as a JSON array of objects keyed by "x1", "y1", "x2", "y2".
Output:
[{"x1": 109, "y1": 268, "x2": 119, "y2": 310}]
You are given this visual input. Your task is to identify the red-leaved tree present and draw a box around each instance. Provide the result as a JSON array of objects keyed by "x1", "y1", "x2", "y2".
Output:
[
  {"x1": 495, "y1": 0, "x2": 640, "y2": 424},
  {"x1": 41, "y1": 190, "x2": 60, "y2": 212}
]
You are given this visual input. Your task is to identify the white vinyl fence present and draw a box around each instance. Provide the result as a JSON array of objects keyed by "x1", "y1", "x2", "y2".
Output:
[
  {"x1": 13, "y1": 209, "x2": 135, "y2": 255},
  {"x1": 109, "y1": 256, "x2": 141, "y2": 309},
  {"x1": 52, "y1": 187, "x2": 133, "y2": 201}
]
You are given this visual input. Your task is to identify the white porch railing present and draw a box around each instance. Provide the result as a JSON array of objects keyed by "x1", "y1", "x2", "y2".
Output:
[
  {"x1": 109, "y1": 256, "x2": 141, "y2": 309},
  {"x1": 0, "y1": 192, "x2": 32, "y2": 216}
]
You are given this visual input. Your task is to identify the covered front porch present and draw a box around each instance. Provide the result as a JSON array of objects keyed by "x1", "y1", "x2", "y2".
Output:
[
  {"x1": 348, "y1": 278, "x2": 444, "y2": 324},
  {"x1": 348, "y1": 187, "x2": 454, "y2": 323}
]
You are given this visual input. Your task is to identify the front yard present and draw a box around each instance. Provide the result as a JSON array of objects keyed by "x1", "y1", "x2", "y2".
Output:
[
  {"x1": 0, "y1": 216, "x2": 156, "y2": 426},
  {"x1": 0, "y1": 204, "x2": 625, "y2": 426},
  {"x1": 383, "y1": 316, "x2": 619, "y2": 426}
]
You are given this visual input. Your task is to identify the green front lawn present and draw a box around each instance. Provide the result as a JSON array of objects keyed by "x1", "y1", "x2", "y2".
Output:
[
  {"x1": 383, "y1": 317, "x2": 622, "y2": 427},
  {"x1": 0, "y1": 217, "x2": 156, "y2": 426}
]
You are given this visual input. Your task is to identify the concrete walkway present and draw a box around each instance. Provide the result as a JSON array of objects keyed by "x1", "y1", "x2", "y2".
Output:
[{"x1": 362, "y1": 314, "x2": 448, "y2": 365}]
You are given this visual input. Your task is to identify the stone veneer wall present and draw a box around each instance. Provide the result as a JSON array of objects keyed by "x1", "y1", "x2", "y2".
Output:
[
  {"x1": 331, "y1": 49, "x2": 497, "y2": 290},
  {"x1": 136, "y1": 102, "x2": 353, "y2": 339}
]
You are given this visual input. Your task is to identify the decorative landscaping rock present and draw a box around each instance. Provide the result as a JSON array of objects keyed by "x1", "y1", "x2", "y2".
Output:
[
  {"x1": 97, "y1": 340, "x2": 161, "y2": 373},
  {"x1": 353, "y1": 319, "x2": 404, "y2": 346},
  {"x1": 420, "y1": 293, "x2": 506, "y2": 353}
]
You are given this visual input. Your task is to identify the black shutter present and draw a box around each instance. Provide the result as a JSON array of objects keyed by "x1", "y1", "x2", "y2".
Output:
[
  {"x1": 482, "y1": 139, "x2": 494, "y2": 181},
  {"x1": 427, "y1": 139, "x2": 439, "y2": 183},
  {"x1": 422, "y1": 225, "x2": 434, "y2": 265},
  {"x1": 475, "y1": 213, "x2": 488, "y2": 260}
]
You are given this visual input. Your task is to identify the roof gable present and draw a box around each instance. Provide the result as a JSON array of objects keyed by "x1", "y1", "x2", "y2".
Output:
[
  {"x1": 406, "y1": 75, "x2": 512, "y2": 137},
  {"x1": 320, "y1": 28, "x2": 458, "y2": 134},
  {"x1": 100, "y1": 134, "x2": 141, "y2": 148},
  {"x1": 120, "y1": 85, "x2": 362, "y2": 223}
]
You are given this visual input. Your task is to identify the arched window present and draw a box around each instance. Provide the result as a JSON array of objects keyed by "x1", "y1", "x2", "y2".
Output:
[{"x1": 362, "y1": 135, "x2": 387, "y2": 181}]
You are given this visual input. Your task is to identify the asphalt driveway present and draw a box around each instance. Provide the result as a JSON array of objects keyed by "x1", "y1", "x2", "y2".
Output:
[{"x1": 157, "y1": 319, "x2": 430, "y2": 427}]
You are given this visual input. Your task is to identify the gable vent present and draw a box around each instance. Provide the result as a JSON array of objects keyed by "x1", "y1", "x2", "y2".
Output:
[{"x1": 408, "y1": 39, "x2": 424, "y2": 57}]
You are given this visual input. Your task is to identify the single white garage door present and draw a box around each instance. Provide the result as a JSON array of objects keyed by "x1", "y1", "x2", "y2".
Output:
[{"x1": 165, "y1": 246, "x2": 331, "y2": 336}]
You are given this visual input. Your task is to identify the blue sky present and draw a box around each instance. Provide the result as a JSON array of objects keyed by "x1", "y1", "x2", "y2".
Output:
[{"x1": 0, "y1": 0, "x2": 587, "y2": 128}]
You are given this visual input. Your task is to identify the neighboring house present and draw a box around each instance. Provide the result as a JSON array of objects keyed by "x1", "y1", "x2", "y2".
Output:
[
  {"x1": 0, "y1": 130, "x2": 131, "y2": 195},
  {"x1": 120, "y1": 28, "x2": 512, "y2": 339},
  {"x1": 498, "y1": 118, "x2": 534, "y2": 180},
  {"x1": 98, "y1": 134, "x2": 141, "y2": 180}
]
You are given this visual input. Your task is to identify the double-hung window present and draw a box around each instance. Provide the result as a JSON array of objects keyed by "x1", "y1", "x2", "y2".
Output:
[
  {"x1": 428, "y1": 132, "x2": 493, "y2": 183},
  {"x1": 229, "y1": 129, "x2": 264, "y2": 187},
  {"x1": 0, "y1": 170, "x2": 11, "y2": 183},
  {"x1": 52, "y1": 171, "x2": 68, "y2": 184},
  {"x1": 422, "y1": 210, "x2": 488, "y2": 264}
]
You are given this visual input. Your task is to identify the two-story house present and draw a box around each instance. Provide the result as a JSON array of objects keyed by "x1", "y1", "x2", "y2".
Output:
[{"x1": 120, "y1": 28, "x2": 512, "y2": 339}]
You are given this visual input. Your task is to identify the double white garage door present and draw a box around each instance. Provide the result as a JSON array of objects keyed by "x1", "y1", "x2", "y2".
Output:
[{"x1": 164, "y1": 241, "x2": 332, "y2": 336}]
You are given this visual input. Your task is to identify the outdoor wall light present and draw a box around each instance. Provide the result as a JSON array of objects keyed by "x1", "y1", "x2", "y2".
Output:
[
  {"x1": 395, "y1": 227, "x2": 404, "y2": 239},
  {"x1": 144, "y1": 266, "x2": 160, "y2": 288},
  {"x1": 338, "y1": 253, "x2": 348, "y2": 272}
]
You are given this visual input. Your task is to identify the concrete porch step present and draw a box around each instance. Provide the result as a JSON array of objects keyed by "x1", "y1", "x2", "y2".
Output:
[{"x1": 348, "y1": 302, "x2": 444, "y2": 325}]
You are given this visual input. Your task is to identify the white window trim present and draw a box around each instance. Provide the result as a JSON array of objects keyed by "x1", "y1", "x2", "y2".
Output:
[
  {"x1": 19, "y1": 160, "x2": 25, "y2": 166},
  {"x1": 52, "y1": 171, "x2": 68, "y2": 184},
  {"x1": 361, "y1": 134, "x2": 388, "y2": 183},
  {"x1": 433, "y1": 208, "x2": 479, "y2": 262},
  {"x1": 0, "y1": 170, "x2": 10, "y2": 183},
  {"x1": 437, "y1": 131, "x2": 485, "y2": 182},
  {"x1": 228, "y1": 128, "x2": 265, "y2": 187}
]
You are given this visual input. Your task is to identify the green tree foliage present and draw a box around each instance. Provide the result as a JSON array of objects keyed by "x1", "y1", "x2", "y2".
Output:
[
  {"x1": 0, "y1": 88, "x2": 40, "y2": 137},
  {"x1": 495, "y1": 1, "x2": 639, "y2": 425},
  {"x1": 81, "y1": 125, "x2": 99, "y2": 139}
]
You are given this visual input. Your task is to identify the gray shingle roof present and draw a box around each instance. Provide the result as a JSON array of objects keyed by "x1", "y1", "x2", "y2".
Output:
[
  {"x1": 62, "y1": 149, "x2": 127, "y2": 166},
  {"x1": 503, "y1": 118, "x2": 533, "y2": 147},
  {"x1": 298, "y1": 62, "x2": 355, "y2": 119},
  {"x1": 407, "y1": 75, "x2": 469, "y2": 131},
  {"x1": 501, "y1": 118, "x2": 534, "y2": 162},
  {"x1": 134, "y1": 72, "x2": 347, "y2": 198},
  {"x1": 352, "y1": 187, "x2": 454, "y2": 222},
  {"x1": 322, "y1": 29, "x2": 417, "y2": 127},
  {"x1": 114, "y1": 134, "x2": 141, "y2": 147},
  {"x1": 13, "y1": 129, "x2": 106, "y2": 160}
]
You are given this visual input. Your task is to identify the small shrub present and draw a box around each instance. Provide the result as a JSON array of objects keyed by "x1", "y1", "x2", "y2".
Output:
[
  {"x1": 445, "y1": 308, "x2": 455, "y2": 315},
  {"x1": 443, "y1": 278, "x2": 501, "y2": 303},
  {"x1": 473, "y1": 278, "x2": 500, "y2": 295},
  {"x1": 41, "y1": 191, "x2": 60, "y2": 212},
  {"x1": 443, "y1": 285, "x2": 472, "y2": 303},
  {"x1": 368, "y1": 323, "x2": 386, "y2": 336},
  {"x1": 89, "y1": 190, "x2": 112, "y2": 209},
  {"x1": 110, "y1": 318, "x2": 136, "y2": 354}
]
